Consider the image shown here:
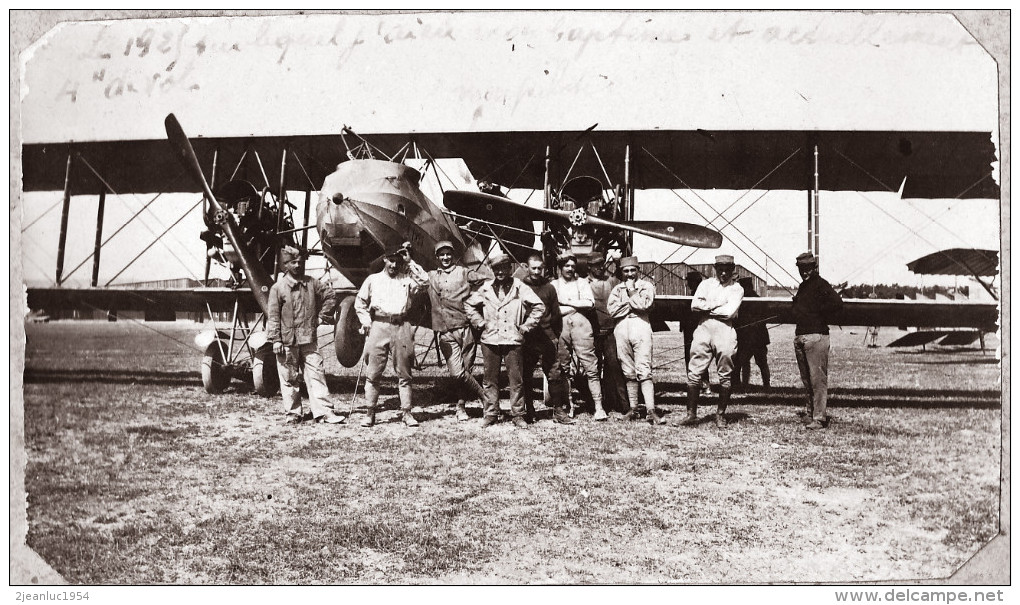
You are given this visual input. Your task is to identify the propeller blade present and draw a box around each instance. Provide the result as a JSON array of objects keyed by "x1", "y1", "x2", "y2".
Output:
[
  {"x1": 165, "y1": 113, "x2": 273, "y2": 312},
  {"x1": 443, "y1": 190, "x2": 555, "y2": 224},
  {"x1": 164, "y1": 114, "x2": 218, "y2": 203},
  {"x1": 607, "y1": 220, "x2": 723, "y2": 249},
  {"x1": 444, "y1": 190, "x2": 723, "y2": 248}
]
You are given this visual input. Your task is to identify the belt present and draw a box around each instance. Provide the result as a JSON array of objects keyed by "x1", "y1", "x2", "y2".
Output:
[{"x1": 371, "y1": 311, "x2": 406, "y2": 324}]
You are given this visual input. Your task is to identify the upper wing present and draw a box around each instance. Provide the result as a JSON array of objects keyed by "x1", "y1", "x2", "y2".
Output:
[
  {"x1": 651, "y1": 296, "x2": 999, "y2": 331},
  {"x1": 23, "y1": 130, "x2": 998, "y2": 200}
]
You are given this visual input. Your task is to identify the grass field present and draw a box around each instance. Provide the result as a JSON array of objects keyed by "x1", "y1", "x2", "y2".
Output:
[{"x1": 20, "y1": 320, "x2": 1003, "y2": 584}]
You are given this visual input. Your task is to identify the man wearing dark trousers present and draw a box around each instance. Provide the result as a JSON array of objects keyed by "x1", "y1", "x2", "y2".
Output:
[
  {"x1": 465, "y1": 253, "x2": 545, "y2": 429},
  {"x1": 521, "y1": 253, "x2": 573, "y2": 425},
  {"x1": 792, "y1": 252, "x2": 843, "y2": 430}
]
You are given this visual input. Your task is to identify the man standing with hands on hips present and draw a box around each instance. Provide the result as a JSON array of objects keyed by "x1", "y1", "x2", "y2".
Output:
[
  {"x1": 681, "y1": 254, "x2": 744, "y2": 428},
  {"x1": 792, "y1": 252, "x2": 843, "y2": 430},
  {"x1": 355, "y1": 242, "x2": 429, "y2": 427},
  {"x1": 268, "y1": 245, "x2": 345, "y2": 425}
]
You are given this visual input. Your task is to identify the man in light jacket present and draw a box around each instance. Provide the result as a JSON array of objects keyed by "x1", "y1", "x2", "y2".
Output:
[{"x1": 465, "y1": 252, "x2": 545, "y2": 429}]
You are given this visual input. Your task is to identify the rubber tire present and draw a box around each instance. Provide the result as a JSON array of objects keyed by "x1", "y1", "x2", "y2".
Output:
[
  {"x1": 252, "y1": 351, "x2": 280, "y2": 397},
  {"x1": 335, "y1": 295, "x2": 365, "y2": 368},
  {"x1": 201, "y1": 342, "x2": 231, "y2": 394}
]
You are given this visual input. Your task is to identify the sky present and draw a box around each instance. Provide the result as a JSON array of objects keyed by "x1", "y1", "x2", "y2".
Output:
[{"x1": 15, "y1": 11, "x2": 1003, "y2": 290}]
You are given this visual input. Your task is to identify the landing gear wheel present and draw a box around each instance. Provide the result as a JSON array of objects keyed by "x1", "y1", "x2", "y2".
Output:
[
  {"x1": 201, "y1": 342, "x2": 230, "y2": 394},
  {"x1": 335, "y1": 295, "x2": 365, "y2": 368},
  {"x1": 252, "y1": 351, "x2": 280, "y2": 397}
]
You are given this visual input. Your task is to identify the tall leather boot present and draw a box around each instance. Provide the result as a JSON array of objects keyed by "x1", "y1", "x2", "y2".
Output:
[
  {"x1": 362, "y1": 382, "x2": 379, "y2": 427},
  {"x1": 643, "y1": 380, "x2": 664, "y2": 425},
  {"x1": 399, "y1": 384, "x2": 418, "y2": 427},
  {"x1": 623, "y1": 381, "x2": 641, "y2": 421},
  {"x1": 680, "y1": 381, "x2": 700, "y2": 426},
  {"x1": 716, "y1": 387, "x2": 730, "y2": 428}
]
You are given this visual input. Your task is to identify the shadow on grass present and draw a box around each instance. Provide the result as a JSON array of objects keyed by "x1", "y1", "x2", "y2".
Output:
[
  {"x1": 654, "y1": 384, "x2": 1000, "y2": 409},
  {"x1": 25, "y1": 368, "x2": 202, "y2": 386}
]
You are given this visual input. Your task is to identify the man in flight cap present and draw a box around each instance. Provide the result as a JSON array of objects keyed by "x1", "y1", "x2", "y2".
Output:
[
  {"x1": 268, "y1": 245, "x2": 345, "y2": 425},
  {"x1": 426, "y1": 240, "x2": 488, "y2": 421}
]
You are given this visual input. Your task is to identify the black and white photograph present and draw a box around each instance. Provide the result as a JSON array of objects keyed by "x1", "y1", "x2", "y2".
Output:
[{"x1": 11, "y1": 9, "x2": 1007, "y2": 593}]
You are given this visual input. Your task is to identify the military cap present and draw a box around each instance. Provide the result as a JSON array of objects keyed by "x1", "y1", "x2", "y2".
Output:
[
  {"x1": 619, "y1": 256, "x2": 639, "y2": 269},
  {"x1": 714, "y1": 254, "x2": 735, "y2": 265},
  {"x1": 279, "y1": 245, "x2": 301, "y2": 262},
  {"x1": 796, "y1": 252, "x2": 818, "y2": 266},
  {"x1": 383, "y1": 243, "x2": 409, "y2": 259},
  {"x1": 556, "y1": 250, "x2": 577, "y2": 266},
  {"x1": 488, "y1": 252, "x2": 512, "y2": 267},
  {"x1": 434, "y1": 240, "x2": 455, "y2": 255}
]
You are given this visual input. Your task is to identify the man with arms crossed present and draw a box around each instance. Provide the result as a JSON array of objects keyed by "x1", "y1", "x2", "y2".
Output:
[
  {"x1": 607, "y1": 256, "x2": 663, "y2": 424},
  {"x1": 681, "y1": 254, "x2": 744, "y2": 428},
  {"x1": 553, "y1": 252, "x2": 608, "y2": 421}
]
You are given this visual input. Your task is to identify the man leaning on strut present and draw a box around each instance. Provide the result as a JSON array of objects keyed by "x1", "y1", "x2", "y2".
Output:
[
  {"x1": 268, "y1": 245, "x2": 345, "y2": 425},
  {"x1": 355, "y1": 242, "x2": 429, "y2": 428},
  {"x1": 426, "y1": 240, "x2": 488, "y2": 422},
  {"x1": 792, "y1": 252, "x2": 843, "y2": 430},
  {"x1": 465, "y1": 252, "x2": 545, "y2": 429}
]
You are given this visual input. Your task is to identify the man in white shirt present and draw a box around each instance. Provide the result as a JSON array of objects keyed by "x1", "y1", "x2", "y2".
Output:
[
  {"x1": 552, "y1": 252, "x2": 607, "y2": 421},
  {"x1": 682, "y1": 254, "x2": 744, "y2": 428},
  {"x1": 354, "y1": 243, "x2": 429, "y2": 427}
]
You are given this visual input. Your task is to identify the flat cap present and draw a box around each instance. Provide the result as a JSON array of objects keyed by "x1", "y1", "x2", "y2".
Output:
[
  {"x1": 434, "y1": 240, "x2": 455, "y2": 255},
  {"x1": 588, "y1": 252, "x2": 606, "y2": 264},
  {"x1": 796, "y1": 252, "x2": 818, "y2": 266}
]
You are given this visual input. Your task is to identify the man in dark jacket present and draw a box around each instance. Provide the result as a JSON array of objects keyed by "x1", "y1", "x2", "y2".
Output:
[
  {"x1": 734, "y1": 276, "x2": 771, "y2": 391},
  {"x1": 521, "y1": 253, "x2": 573, "y2": 425},
  {"x1": 268, "y1": 246, "x2": 344, "y2": 425},
  {"x1": 792, "y1": 252, "x2": 843, "y2": 430}
]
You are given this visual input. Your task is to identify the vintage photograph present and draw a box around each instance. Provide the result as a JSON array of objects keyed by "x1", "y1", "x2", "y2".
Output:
[{"x1": 12, "y1": 10, "x2": 1006, "y2": 588}]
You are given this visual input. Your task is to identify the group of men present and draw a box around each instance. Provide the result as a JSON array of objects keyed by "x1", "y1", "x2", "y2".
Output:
[{"x1": 267, "y1": 242, "x2": 843, "y2": 431}]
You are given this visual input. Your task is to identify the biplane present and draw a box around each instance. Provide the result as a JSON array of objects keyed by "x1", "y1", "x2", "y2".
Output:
[{"x1": 23, "y1": 115, "x2": 1000, "y2": 395}]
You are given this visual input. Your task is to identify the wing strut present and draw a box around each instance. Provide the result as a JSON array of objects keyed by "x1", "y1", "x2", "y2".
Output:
[
  {"x1": 90, "y1": 189, "x2": 106, "y2": 287},
  {"x1": 55, "y1": 153, "x2": 73, "y2": 285}
]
